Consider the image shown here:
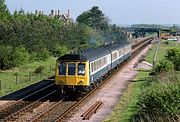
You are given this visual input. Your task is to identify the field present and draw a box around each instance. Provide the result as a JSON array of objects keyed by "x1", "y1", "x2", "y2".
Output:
[
  {"x1": 105, "y1": 39, "x2": 180, "y2": 122},
  {"x1": 0, "y1": 57, "x2": 56, "y2": 96}
]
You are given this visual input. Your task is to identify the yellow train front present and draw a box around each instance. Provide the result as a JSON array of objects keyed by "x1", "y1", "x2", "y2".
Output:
[{"x1": 55, "y1": 54, "x2": 90, "y2": 95}]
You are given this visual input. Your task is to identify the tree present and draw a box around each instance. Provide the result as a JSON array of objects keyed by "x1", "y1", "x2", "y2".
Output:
[
  {"x1": 52, "y1": 46, "x2": 68, "y2": 57},
  {"x1": 0, "y1": 0, "x2": 10, "y2": 20},
  {"x1": 170, "y1": 24, "x2": 177, "y2": 36},
  {"x1": 76, "y1": 6, "x2": 109, "y2": 31}
]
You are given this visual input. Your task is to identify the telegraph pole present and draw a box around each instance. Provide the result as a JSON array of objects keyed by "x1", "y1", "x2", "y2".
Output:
[{"x1": 153, "y1": 38, "x2": 160, "y2": 67}]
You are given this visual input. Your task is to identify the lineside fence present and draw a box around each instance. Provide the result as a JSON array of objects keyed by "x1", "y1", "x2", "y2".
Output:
[{"x1": 0, "y1": 65, "x2": 55, "y2": 96}]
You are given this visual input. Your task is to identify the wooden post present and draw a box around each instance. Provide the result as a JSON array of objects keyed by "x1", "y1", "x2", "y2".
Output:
[
  {"x1": 0, "y1": 80, "x2": 1, "y2": 91},
  {"x1": 50, "y1": 65, "x2": 52, "y2": 74},
  {"x1": 153, "y1": 39, "x2": 160, "y2": 67},
  {"x1": 29, "y1": 72, "x2": 32, "y2": 82},
  {"x1": 15, "y1": 74, "x2": 18, "y2": 84},
  {"x1": 40, "y1": 71, "x2": 42, "y2": 78}
]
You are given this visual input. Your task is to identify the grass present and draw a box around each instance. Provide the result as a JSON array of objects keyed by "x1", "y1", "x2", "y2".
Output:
[
  {"x1": 104, "y1": 70, "x2": 150, "y2": 122},
  {"x1": 145, "y1": 40, "x2": 180, "y2": 64},
  {"x1": 0, "y1": 57, "x2": 56, "y2": 96}
]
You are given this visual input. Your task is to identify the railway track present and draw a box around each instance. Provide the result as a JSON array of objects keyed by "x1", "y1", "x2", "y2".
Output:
[
  {"x1": 0, "y1": 37, "x2": 153, "y2": 122},
  {"x1": 0, "y1": 83, "x2": 56, "y2": 121},
  {"x1": 2, "y1": 90, "x2": 57, "y2": 122}
]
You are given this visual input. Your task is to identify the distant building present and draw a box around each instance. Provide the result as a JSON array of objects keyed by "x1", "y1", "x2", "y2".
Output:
[{"x1": 35, "y1": 9, "x2": 73, "y2": 24}]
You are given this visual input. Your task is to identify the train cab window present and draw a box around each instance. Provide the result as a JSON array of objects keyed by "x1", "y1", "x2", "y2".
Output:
[
  {"x1": 68, "y1": 63, "x2": 76, "y2": 75},
  {"x1": 78, "y1": 63, "x2": 85, "y2": 76},
  {"x1": 59, "y1": 62, "x2": 66, "y2": 75}
]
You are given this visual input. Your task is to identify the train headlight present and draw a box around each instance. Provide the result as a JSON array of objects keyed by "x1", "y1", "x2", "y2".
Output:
[{"x1": 77, "y1": 81, "x2": 84, "y2": 85}]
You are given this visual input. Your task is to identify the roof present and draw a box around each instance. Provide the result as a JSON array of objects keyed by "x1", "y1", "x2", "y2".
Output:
[
  {"x1": 81, "y1": 46, "x2": 110, "y2": 61},
  {"x1": 57, "y1": 42, "x2": 130, "y2": 62},
  {"x1": 57, "y1": 54, "x2": 87, "y2": 62},
  {"x1": 81, "y1": 42, "x2": 128, "y2": 61}
]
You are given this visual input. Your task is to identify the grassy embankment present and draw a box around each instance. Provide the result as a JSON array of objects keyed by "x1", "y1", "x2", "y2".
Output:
[
  {"x1": 0, "y1": 57, "x2": 56, "y2": 96},
  {"x1": 104, "y1": 40, "x2": 180, "y2": 122}
]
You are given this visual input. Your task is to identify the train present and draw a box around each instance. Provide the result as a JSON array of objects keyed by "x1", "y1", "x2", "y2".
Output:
[{"x1": 55, "y1": 42, "x2": 132, "y2": 96}]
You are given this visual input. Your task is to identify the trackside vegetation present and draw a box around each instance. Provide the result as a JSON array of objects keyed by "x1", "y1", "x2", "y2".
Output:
[{"x1": 105, "y1": 40, "x2": 180, "y2": 122}]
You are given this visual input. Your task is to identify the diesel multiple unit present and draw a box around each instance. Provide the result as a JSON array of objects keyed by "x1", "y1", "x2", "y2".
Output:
[{"x1": 55, "y1": 42, "x2": 132, "y2": 95}]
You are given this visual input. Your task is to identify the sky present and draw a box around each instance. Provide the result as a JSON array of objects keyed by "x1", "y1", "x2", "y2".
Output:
[{"x1": 5, "y1": 0, "x2": 180, "y2": 25}]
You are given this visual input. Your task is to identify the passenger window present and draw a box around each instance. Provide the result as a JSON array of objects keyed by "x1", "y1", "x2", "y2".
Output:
[
  {"x1": 78, "y1": 63, "x2": 85, "y2": 76},
  {"x1": 68, "y1": 63, "x2": 76, "y2": 75},
  {"x1": 90, "y1": 63, "x2": 93, "y2": 72},
  {"x1": 59, "y1": 62, "x2": 66, "y2": 75},
  {"x1": 94, "y1": 61, "x2": 97, "y2": 70}
]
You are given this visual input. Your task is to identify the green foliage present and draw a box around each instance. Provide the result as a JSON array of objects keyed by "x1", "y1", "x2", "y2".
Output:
[
  {"x1": 0, "y1": 5, "x2": 127, "y2": 69},
  {"x1": 76, "y1": 6, "x2": 109, "y2": 31},
  {"x1": 170, "y1": 24, "x2": 178, "y2": 35},
  {"x1": 0, "y1": 45, "x2": 29, "y2": 69},
  {"x1": 106, "y1": 24, "x2": 127, "y2": 43},
  {"x1": 133, "y1": 76, "x2": 180, "y2": 122},
  {"x1": 13, "y1": 46, "x2": 30, "y2": 66},
  {"x1": 36, "y1": 49, "x2": 50, "y2": 61},
  {"x1": 52, "y1": 46, "x2": 68, "y2": 57},
  {"x1": 34, "y1": 66, "x2": 45, "y2": 75},
  {"x1": 165, "y1": 48, "x2": 180, "y2": 71},
  {"x1": 131, "y1": 24, "x2": 170, "y2": 30},
  {"x1": 0, "y1": 0, "x2": 10, "y2": 20},
  {"x1": 164, "y1": 40, "x2": 169, "y2": 45},
  {"x1": 0, "y1": 45, "x2": 30, "y2": 69},
  {"x1": 153, "y1": 60, "x2": 174, "y2": 75},
  {"x1": 0, "y1": 45, "x2": 14, "y2": 69},
  {"x1": 76, "y1": 6, "x2": 127, "y2": 44}
]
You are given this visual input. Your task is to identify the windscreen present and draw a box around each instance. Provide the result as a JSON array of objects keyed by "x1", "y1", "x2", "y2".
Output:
[
  {"x1": 68, "y1": 63, "x2": 76, "y2": 75},
  {"x1": 59, "y1": 62, "x2": 66, "y2": 75},
  {"x1": 78, "y1": 63, "x2": 85, "y2": 76}
]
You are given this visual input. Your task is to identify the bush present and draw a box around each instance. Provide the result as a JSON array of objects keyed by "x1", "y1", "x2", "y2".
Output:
[
  {"x1": 34, "y1": 66, "x2": 45, "y2": 75},
  {"x1": 0, "y1": 45, "x2": 14, "y2": 69},
  {"x1": 52, "y1": 46, "x2": 68, "y2": 57},
  {"x1": 153, "y1": 60, "x2": 174, "y2": 75},
  {"x1": 0, "y1": 45, "x2": 29, "y2": 69},
  {"x1": 165, "y1": 48, "x2": 180, "y2": 71},
  {"x1": 164, "y1": 41, "x2": 169, "y2": 45},
  {"x1": 132, "y1": 73, "x2": 180, "y2": 122},
  {"x1": 13, "y1": 46, "x2": 30, "y2": 66},
  {"x1": 36, "y1": 49, "x2": 50, "y2": 61}
]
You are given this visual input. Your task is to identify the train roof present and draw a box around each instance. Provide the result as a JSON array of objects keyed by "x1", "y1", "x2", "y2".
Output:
[
  {"x1": 57, "y1": 42, "x2": 130, "y2": 62},
  {"x1": 57, "y1": 54, "x2": 87, "y2": 62},
  {"x1": 81, "y1": 42, "x2": 127, "y2": 61},
  {"x1": 81, "y1": 46, "x2": 110, "y2": 61}
]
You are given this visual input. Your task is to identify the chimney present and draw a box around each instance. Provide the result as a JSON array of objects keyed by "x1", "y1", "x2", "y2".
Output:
[
  {"x1": 55, "y1": 10, "x2": 57, "y2": 16},
  {"x1": 41, "y1": 11, "x2": 44, "y2": 15},
  {"x1": 58, "y1": 10, "x2": 60, "y2": 16},
  {"x1": 51, "y1": 10, "x2": 54, "y2": 16},
  {"x1": 39, "y1": 11, "x2": 41, "y2": 15},
  {"x1": 35, "y1": 10, "x2": 38, "y2": 15},
  {"x1": 68, "y1": 9, "x2": 70, "y2": 17}
]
